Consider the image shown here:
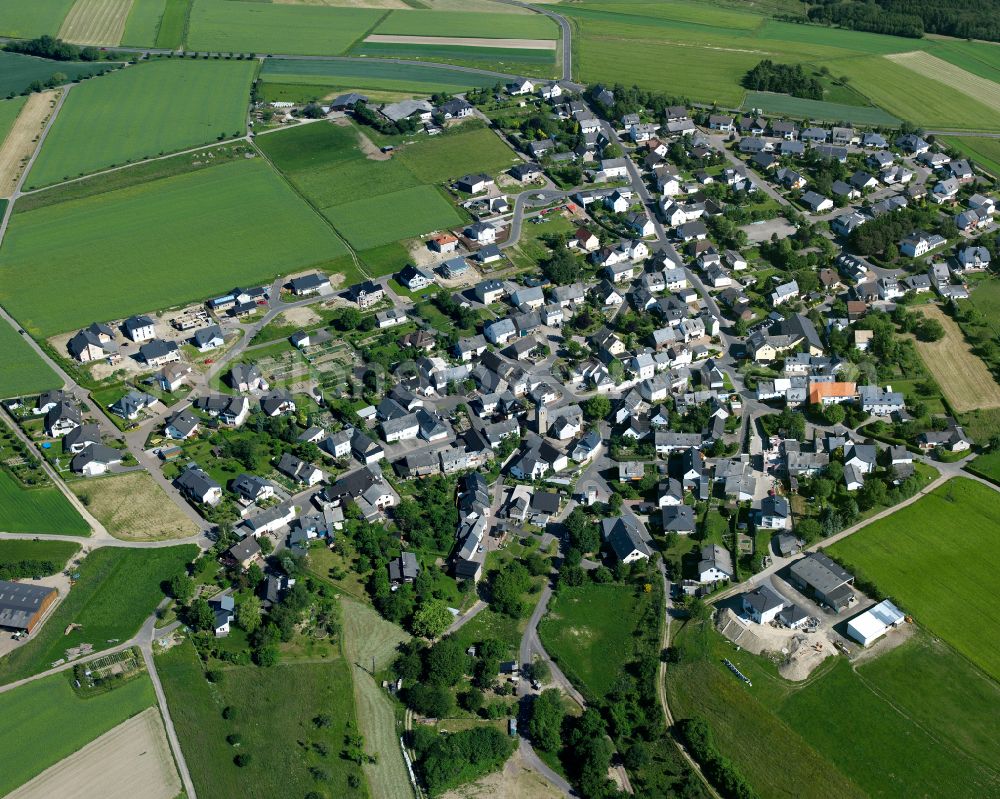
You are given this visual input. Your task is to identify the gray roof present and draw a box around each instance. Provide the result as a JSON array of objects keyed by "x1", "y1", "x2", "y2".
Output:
[
  {"x1": 604, "y1": 517, "x2": 651, "y2": 561},
  {"x1": 71, "y1": 443, "x2": 122, "y2": 471},
  {"x1": 744, "y1": 583, "x2": 785, "y2": 614},
  {"x1": 0, "y1": 580, "x2": 57, "y2": 630},
  {"x1": 789, "y1": 552, "x2": 853, "y2": 597},
  {"x1": 698, "y1": 543, "x2": 733, "y2": 577}
]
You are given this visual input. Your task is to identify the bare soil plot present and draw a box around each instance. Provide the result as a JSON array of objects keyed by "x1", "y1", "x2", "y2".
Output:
[
  {"x1": 70, "y1": 472, "x2": 198, "y2": 541},
  {"x1": 439, "y1": 748, "x2": 561, "y2": 799},
  {"x1": 912, "y1": 305, "x2": 1000, "y2": 413},
  {"x1": 0, "y1": 90, "x2": 58, "y2": 195},
  {"x1": 58, "y1": 0, "x2": 133, "y2": 45},
  {"x1": 886, "y1": 51, "x2": 1000, "y2": 110},
  {"x1": 365, "y1": 34, "x2": 557, "y2": 49},
  {"x1": 7, "y1": 706, "x2": 180, "y2": 799}
]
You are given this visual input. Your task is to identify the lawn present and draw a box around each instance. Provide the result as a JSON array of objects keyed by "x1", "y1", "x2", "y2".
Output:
[
  {"x1": 967, "y1": 450, "x2": 1000, "y2": 485},
  {"x1": 325, "y1": 185, "x2": 463, "y2": 250},
  {"x1": 158, "y1": 639, "x2": 368, "y2": 799},
  {"x1": 397, "y1": 127, "x2": 520, "y2": 183},
  {"x1": 0, "y1": 322, "x2": 62, "y2": 397},
  {"x1": 372, "y1": 9, "x2": 557, "y2": 39},
  {"x1": 943, "y1": 135, "x2": 1000, "y2": 179},
  {"x1": 0, "y1": 538, "x2": 80, "y2": 574},
  {"x1": 0, "y1": 671, "x2": 156, "y2": 797},
  {"x1": 260, "y1": 58, "x2": 500, "y2": 96},
  {"x1": 0, "y1": 158, "x2": 348, "y2": 336},
  {"x1": 0, "y1": 469, "x2": 90, "y2": 536},
  {"x1": 828, "y1": 478, "x2": 1000, "y2": 681},
  {"x1": 537, "y1": 582, "x2": 650, "y2": 700},
  {"x1": 69, "y1": 472, "x2": 199, "y2": 541},
  {"x1": 0, "y1": 0, "x2": 75, "y2": 38},
  {"x1": 186, "y1": 0, "x2": 384, "y2": 56},
  {"x1": 26, "y1": 59, "x2": 255, "y2": 187},
  {"x1": 0, "y1": 51, "x2": 115, "y2": 98},
  {"x1": 121, "y1": 0, "x2": 169, "y2": 47},
  {"x1": 0, "y1": 545, "x2": 197, "y2": 683}
]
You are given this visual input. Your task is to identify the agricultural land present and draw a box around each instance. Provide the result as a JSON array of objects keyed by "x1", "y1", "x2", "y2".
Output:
[
  {"x1": 0, "y1": 321, "x2": 62, "y2": 396},
  {"x1": 0, "y1": 469, "x2": 90, "y2": 536},
  {"x1": 69, "y1": 471, "x2": 200, "y2": 541}
]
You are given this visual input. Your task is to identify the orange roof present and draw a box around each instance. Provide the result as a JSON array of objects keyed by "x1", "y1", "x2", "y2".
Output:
[
  {"x1": 809, "y1": 382, "x2": 857, "y2": 404},
  {"x1": 432, "y1": 233, "x2": 458, "y2": 244}
]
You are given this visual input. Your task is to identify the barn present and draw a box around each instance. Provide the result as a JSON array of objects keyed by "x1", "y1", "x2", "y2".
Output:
[
  {"x1": 846, "y1": 599, "x2": 906, "y2": 647},
  {"x1": 0, "y1": 580, "x2": 58, "y2": 633}
]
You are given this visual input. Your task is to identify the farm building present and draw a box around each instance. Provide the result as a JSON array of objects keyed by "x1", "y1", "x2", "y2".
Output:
[
  {"x1": 0, "y1": 581, "x2": 58, "y2": 633},
  {"x1": 789, "y1": 552, "x2": 855, "y2": 612},
  {"x1": 846, "y1": 600, "x2": 906, "y2": 647}
]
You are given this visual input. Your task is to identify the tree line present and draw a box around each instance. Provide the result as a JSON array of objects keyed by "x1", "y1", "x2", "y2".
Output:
[
  {"x1": 805, "y1": 0, "x2": 1000, "y2": 42},
  {"x1": 6, "y1": 35, "x2": 102, "y2": 61}
]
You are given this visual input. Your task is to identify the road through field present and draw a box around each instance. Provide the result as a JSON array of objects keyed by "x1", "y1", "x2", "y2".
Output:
[
  {"x1": 0, "y1": 90, "x2": 60, "y2": 196},
  {"x1": 6, "y1": 706, "x2": 180, "y2": 799}
]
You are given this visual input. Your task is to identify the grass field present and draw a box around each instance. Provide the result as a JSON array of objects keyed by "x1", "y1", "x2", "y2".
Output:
[
  {"x1": 911, "y1": 305, "x2": 1000, "y2": 414},
  {"x1": 943, "y1": 135, "x2": 1000, "y2": 178},
  {"x1": 349, "y1": 40, "x2": 557, "y2": 75},
  {"x1": 967, "y1": 450, "x2": 1000, "y2": 484},
  {"x1": 887, "y1": 50, "x2": 1000, "y2": 111},
  {"x1": 58, "y1": 0, "x2": 133, "y2": 45},
  {"x1": 121, "y1": 0, "x2": 168, "y2": 47},
  {"x1": 0, "y1": 545, "x2": 196, "y2": 683},
  {"x1": 0, "y1": 158, "x2": 348, "y2": 335},
  {"x1": 341, "y1": 597, "x2": 412, "y2": 799},
  {"x1": 0, "y1": 538, "x2": 80, "y2": 571},
  {"x1": 0, "y1": 671, "x2": 156, "y2": 797},
  {"x1": 373, "y1": 9, "x2": 556, "y2": 38},
  {"x1": 159, "y1": 639, "x2": 368, "y2": 799},
  {"x1": 260, "y1": 121, "x2": 513, "y2": 252},
  {"x1": 0, "y1": 51, "x2": 114, "y2": 98},
  {"x1": 0, "y1": 322, "x2": 62, "y2": 397},
  {"x1": 538, "y1": 582, "x2": 649, "y2": 699},
  {"x1": 0, "y1": 470, "x2": 89, "y2": 536},
  {"x1": 0, "y1": 0, "x2": 76, "y2": 38},
  {"x1": 154, "y1": 0, "x2": 190, "y2": 49},
  {"x1": 26, "y1": 59, "x2": 255, "y2": 187},
  {"x1": 70, "y1": 472, "x2": 199, "y2": 541},
  {"x1": 828, "y1": 478, "x2": 1000, "y2": 681},
  {"x1": 187, "y1": 0, "x2": 383, "y2": 55},
  {"x1": 260, "y1": 57, "x2": 500, "y2": 95},
  {"x1": 742, "y1": 91, "x2": 898, "y2": 126},
  {"x1": 0, "y1": 97, "x2": 27, "y2": 147}
]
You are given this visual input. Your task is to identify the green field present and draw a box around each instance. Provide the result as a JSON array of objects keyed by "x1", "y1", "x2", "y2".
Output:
[
  {"x1": 742, "y1": 91, "x2": 899, "y2": 126},
  {"x1": 26, "y1": 59, "x2": 255, "y2": 188},
  {"x1": 155, "y1": 0, "x2": 191, "y2": 49},
  {"x1": 538, "y1": 582, "x2": 650, "y2": 699},
  {"x1": 0, "y1": 0, "x2": 75, "y2": 38},
  {"x1": 0, "y1": 158, "x2": 349, "y2": 335},
  {"x1": 349, "y1": 41, "x2": 557, "y2": 73},
  {"x1": 159, "y1": 639, "x2": 367, "y2": 799},
  {"x1": 260, "y1": 58, "x2": 501, "y2": 96},
  {"x1": 0, "y1": 671, "x2": 156, "y2": 797},
  {"x1": 187, "y1": 0, "x2": 383, "y2": 56},
  {"x1": 967, "y1": 450, "x2": 1000, "y2": 484},
  {"x1": 325, "y1": 184, "x2": 462, "y2": 250},
  {"x1": 259, "y1": 122, "x2": 514, "y2": 254},
  {"x1": 0, "y1": 469, "x2": 89, "y2": 536},
  {"x1": 0, "y1": 52, "x2": 116, "y2": 98},
  {"x1": 0, "y1": 316, "x2": 62, "y2": 397},
  {"x1": 0, "y1": 545, "x2": 197, "y2": 683},
  {"x1": 121, "y1": 0, "x2": 168, "y2": 47},
  {"x1": 0, "y1": 538, "x2": 80, "y2": 572},
  {"x1": 0, "y1": 96, "x2": 27, "y2": 145},
  {"x1": 372, "y1": 9, "x2": 556, "y2": 39},
  {"x1": 943, "y1": 136, "x2": 1000, "y2": 178},
  {"x1": 828, "y1": 478, "x2": 1000, "y2": 681}
]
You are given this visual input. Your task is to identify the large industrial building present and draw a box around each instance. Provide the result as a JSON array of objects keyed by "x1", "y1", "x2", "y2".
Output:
[{"x1": 0, "y1": 580, "x2": 58, "y2": 633}]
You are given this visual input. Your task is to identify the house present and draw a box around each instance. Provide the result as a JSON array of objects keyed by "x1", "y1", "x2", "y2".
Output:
[
  {"x1": 439, "y1": 97, "x2": 472, "y2": 118},
  {"x1": 847, "y1": 599, "x2": 905, "y2": 647},
  {"x1": 484, "y1": 318, "x2": 516, "y2": 346},
  {"x1": 661, "y1": 505, "x2": 695, "y2": 535},
  {"x1": 349, "y1": 280, "x2": 384, "y2": 309},
  {"x1": 192, "y1": 325, "x2": 224, "y2": 352},
  {"x1": 138, "y1": 339, "x2": 179, "y2": 368},
  {"x1": 277, "y1": 452, "x2": 323, "y2": 486},
  {"x1": 510, "y1": 162, "x2": 542, "y2": 183},
  {"x1": 225, "y1": 538, "x2": 263, "y2": 571},
  {"x1": 708, "y1": 114, "x2": 734, "y2": 131},
  {"x1": 770, "y1": 280, "x2": 799, "y2": 306},
  {"x1": 63, "y1": 423, "x2": 100, "y2": 454},
  {"x1": 289, "y1": 273, "x2": 330, "y2": 296},
  {"x1": 456, "y1": 173, "x2": 494, "y2": 194},
  {"x1": 849, "y1": 170, "x2": 878, "y2": 191},
  {"x1": 259, "y1": 391, "x2": 295, "y2": 417},
  {"x1": 324, "y1": 465, "x2": 396, "y2": 520},
  {"x1": 382, "y1": 412, "x2": 420, "y2": 443},
  {"x1": 475, "y1": 279, "x2": 507, "y2": 305},
  {"x1": 232, "y1": 473, "x2": 274, "y2": 504},
  {"x1": 164, "y1": 410, "x2": 199, "y2": 440},
  {"x1": 658, "y1": 477, "x2": 683, "y2": 507},
  {"x1": 157, "y1": 363, "x2": 191, "y2": 393},
  {"x1": 229, "y1": 363, "x2": 267, "y2": 393},
  {"x1": 599, "y1": 158, "x2": 629, "y2": 179},
  {"x1": 809, "y1": 381, "x2": 856, "y2": 406},
  {"x1": 109, "y1": 390, "x2": 157, "y2": 421},
  {"x1": 376, "y1": 308, "x2": 407, "y2": 329},
  {"x1": 527, "y1": 138, "x2": 555, "y2": 159},
  {"x1": 380, "y1": 98, "x2": 433, "y2": 123},
  {"x1": 67, "y1": 323, "x2": 117, "y2": 363},
  {"x1": 506, "y1": 78, "x2": 534, "y2": 95},
  {"x1": 70, "y1": 443, "x2": 122, "y2": 477},
  {"x1": 601, "y1": 517, "x2": 651, "y2": 564},
  {"x1": 571, "y1": 429, "x2": 602, "y2": 463},
  {"x1": 388, "y1": 552, "x2": 420, "y2": 585},
  {"x1": 676, "y1": 221, "x2": 708, "y2": 242},
  {"x1": 932, "y1": 178, "x2": 960, "y2": 204},
  {"x1": 240, "y1": 502, "x2": 297, "y2": 537},
  {"x1": 742, "y1": 584, "x2": 786, "y2": 624},
  {"x1": 123, "y1": 315, "x2": 155, "y2": 342},
  {"x1": 194, "y1": 394, "x2": 249, "y2": 427},
  {"x1": 429, "y1": 233, "x2": 459, "y2": 253},
  {"x1": 398, "y1": 264, "x2": 436, "y2": 291},
  {"x1": 758, "y1": 495, "x2": 790, "y2": 530},
  {"x1": 175, "y1": 465, "x2": 223, "y2": 506},
  {"x1": 697, "y1": 544, "x2": 733, "y2": 583},
  {"x1": 789, "y1": 551, "x2": 855, "y2": 611},
  {"x1": 858, "y1": 385, "x2": 904, "y2": 416},
  {"x1": 509, "y1": 437, "x2": 568, "y2": 480},
  {"x1": 800, "y1": 191, "x2": 833, "y2": 213},
  {"x1": 957, "y1": 246, "x2": 991, "y2": 270}
]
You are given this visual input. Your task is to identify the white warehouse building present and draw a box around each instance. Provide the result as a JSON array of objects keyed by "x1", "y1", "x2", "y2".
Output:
[{"x1": 846, "y1": 599, "x2": 906, "y2": 647}]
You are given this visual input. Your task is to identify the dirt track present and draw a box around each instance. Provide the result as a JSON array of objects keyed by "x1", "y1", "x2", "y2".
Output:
[
  {"x1": 7, "y1": 707, "x2": 180, "y2": 799},
  {"x1": 0, "y1": 91, "x2": 58, "y2": 195},
  {"x1": 365, "y1": 34, "x2": 557, "y2": 49}
]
